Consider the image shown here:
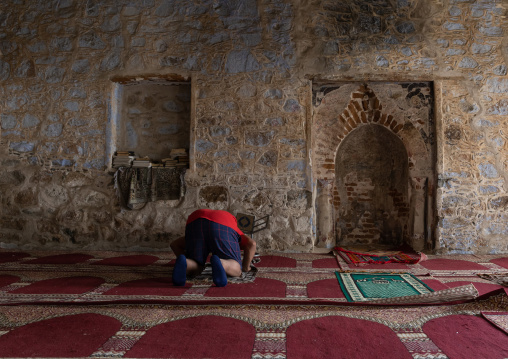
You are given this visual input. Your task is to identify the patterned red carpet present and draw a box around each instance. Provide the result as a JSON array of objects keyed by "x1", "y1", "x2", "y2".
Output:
[{"x1": 0, "y1": 249, "x2": 507, "y2": 358}]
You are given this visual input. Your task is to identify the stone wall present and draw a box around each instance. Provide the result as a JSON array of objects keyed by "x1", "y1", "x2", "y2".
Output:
[{"x1": 0, "y1": 0, "x2": 506, "y2": 254}]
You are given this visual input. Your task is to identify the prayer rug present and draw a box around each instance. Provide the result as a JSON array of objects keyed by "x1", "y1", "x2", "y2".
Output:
[
  {"x1": 478, "y1": 272, "x2": 508, "y2": 286},
  {"x1": 481, "y1": 311, "x2": 508, "y2": 334},
  {"x1": 0, "y1": 250, "x2": 504, "y2": 306},
  {"x1": 0, "y1": 293, "x2": 506, "y2": 359},
  {"x1": 335, "y1": 272, "x2": 433, "y2": 302},
  {"x1": 335, "y1": 245, "x2": 424, "y2": 266},
  {"x1": 423, "y1": 314, "x2": 508, "y2": 359},
  {"x1": 368, "y1": 284, "x2": 478, "y2": 305}
]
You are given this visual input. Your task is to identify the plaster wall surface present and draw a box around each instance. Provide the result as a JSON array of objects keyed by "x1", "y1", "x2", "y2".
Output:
[{"x1": 0, "y1": 0, "x2": 506, "y2": 254}]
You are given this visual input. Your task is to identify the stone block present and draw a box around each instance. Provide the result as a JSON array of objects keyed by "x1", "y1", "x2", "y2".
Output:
[
  {"x1": 258, "y1": 150, "x2": 278, "y2": 167},
  {"x1": 486, "y1": 99, "x2": 508, "y2": 115},
  {"x1": 479, "y1": 185, "x2": 499, "y2": 195},
  {"x1": 485, "y1": 78, "x2": 508, "y2": 93},
  {"x1": 22, "y1": 114, "x2": 39, "y2": 128},
  {"x1": 287, "y1": 189, "x2": 311, "y2": 210},
  {"x1": 196, "y1": 139, "x2": 216, "y2": 153},
  {"x1": 100, "y1": 52, "x2": 121, "y2": 71},
  {"x1": 9, "y1": 142, "x2": 34, "y2": 152},
  {"x1": 479, "y1": 26, "x2": 503, "y2": 37},
  {"x1": 44, "y1": 123, "x2": 63, "y2": 137},
  {"x1": 493, "y1": 65, "x2": 507, "y2": 76},
  {"x1": 101, "y1": 14, "x2": 120, "y2": 32},
  {"x1": 218, "y1": 162, "x2": 241, "y2": 172},
  {"x1": 283, "y1": 99, "x2": 301, "y2": 113},
  {"x1": 155, "y1": 0, "x2": 176, "y2": 17},
  {"x1": 1, "y1": 113, "x2": 17, "y2": 129},
  {"x1": 477, "y1": 163, "x2": 499, "y2": 179},
  {"x1": 471, "y1": 43, "x2": 491, "y2": 54},
  {"x1": 45, "y1": 66, "x2": 65, "y2": 83},
  {"x1": 78, "y1": 32, "x2": 106, "y2": 49},
  {"x1": 225, "y1": 50, "x2": 260, "y2": 73},
  {"x1": 286, "y1": 160, "x2": 305, "y2": 172},
  {"x1": 199, "y1": 185, "x2": 228, "y2": 208},
  {"x1": 14, "y1": 60, "x2": 35, "y2": 78},
  {"x1": 265, "y1": 117, "x2": 284, "y2": 126},
  {"x1": 210, "y1": 126, "x2": 231, "y2": 137},
  {"x1": 225, "y1": 136, "x2": 238, "y2": 145},
  {"x1": 458, "y1": 57, "x2": 478, "y2": 69},
  {"x1": 489, "y1": 196, "x2": 508, "y2": 210},
  {"x1": 443, "y1": 22, "x2": 465, "y2": 31},
  {"x1": 50, "y1": 37, "x2": 73, "y2": 52},
  {"x1": 237, "y1": 83, "x2": 257, "y2": 98},
  {"x1": 71, "y1": 59, "x2": 90, "y2": 73},
  {"x1": 63, "y1": 172, "x2": 93, "y2": 188},
  {"x1": 245, "y1": 130, "x2": 275, "y2": 147},
  {"x1": 0, "y1": 232, "x2": 21, "y2": 243},
  {"x1": 264, "y1": 88, "x2": 282, "y2": 99},
  {"x1": 40, "y1": 184, "x2": 69, "y2": 207},
  {"x1": 376, "y1": 56, "x2": 389, "y2": 67},
  {"x1": 396, "y1": 21, "x2": 415, "y2": 34},
  {"x1": 0, "y1": 216, "x2": 25, "y2": 230}
]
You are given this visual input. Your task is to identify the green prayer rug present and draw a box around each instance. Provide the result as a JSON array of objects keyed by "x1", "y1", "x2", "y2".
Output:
[{"x1": 335, "y1": 272, "x2": 434, "y2": 302}]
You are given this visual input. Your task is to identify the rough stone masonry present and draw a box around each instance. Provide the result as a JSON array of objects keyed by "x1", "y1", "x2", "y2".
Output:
[{"x1": 0, "y1": 0, "x2": 506, "y2": 255}]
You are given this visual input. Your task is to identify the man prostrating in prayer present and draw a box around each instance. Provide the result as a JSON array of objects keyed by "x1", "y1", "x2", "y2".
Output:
[{"x1": 170, "y1": 209, "x2": 257, "y2": 287}]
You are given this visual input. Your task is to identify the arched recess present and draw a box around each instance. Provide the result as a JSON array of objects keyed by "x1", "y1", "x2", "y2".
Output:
[
  {"x1": 311, "y1": 82, "x2": 436, "y2": 251},
  {"x1": 335, "y1": 124, "x2": 409, "y2": 246}
]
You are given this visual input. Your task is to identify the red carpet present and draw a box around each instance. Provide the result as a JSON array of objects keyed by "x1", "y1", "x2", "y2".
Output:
[
  {"x1": 419, "y1": 258, "x2": 489, "y2": 271},
  {"x1": 307, "y1": 278, "x2": 345, "y2": 298},
  {"x1": 421, "y1": 278, "x2": 450, "y2": 291},
  {"x1": 104, "y1": 277, "x2": 191, "y2": 296},
  {"x1": 25, "y1": 253, "x2": 94, "y2": 264},
  {"x1": 0, "y1": 292, "x2": 506, "y2": 358},
  {"x1": 125, "y1": 315, "x2": 256, "y2": 359},
  {"x1": 490, "y1": 257, "x2": 508, "y2": 269},
  {"x1": 349, "y1": 262, "x2": 410, "y2": 270},
  {"x1": 0, "y1": 252, "x2": 29, "y2": 263},
  {"x1": 0, "y1": 250, "x2": 506, "y2": 305},
  {"x1": 254, "y1": 255, "x2": 297, "y2": 267},
  {"x1": 205, "y1": 277, "x2": 286, "y2": 298},
  {"x1": 312, "y1": 257, "x2": 339, "y2": 268},
  {"x1": 423, "y1": 314, "x2": 508, "y2": 359},
  {"x1": 286, "y1": 315, "x2": 412, "y2": 359},
  {"x1": 444, "y1": 281, "x2": 505, "y2": 296},
  {"x1": 92, "y1": 254, "x2": 159, "y2": 266},
  {"x1": 0, "y1": 274, "x2": 19, "y2": 288},
  {"x1": 0, "y1": 250, "x2": 507, "y2": 358},
  {"x1": 482, "y1": 312, "x2": 508, "y2": 334},
  {"x1": 0, "y1": 313, "x2": 121, "y2": 357},
  {"x1": 10, "y1": 276, "x2": 104, "y2": 294}
]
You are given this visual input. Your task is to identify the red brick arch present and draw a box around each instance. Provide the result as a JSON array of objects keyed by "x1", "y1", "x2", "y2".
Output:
[
  {"x1": 314, "y1": 84, "x2": 407, "y2": 180},
  {"x1": 311, "y1": 82, "x2": 435, "y2": 249}
]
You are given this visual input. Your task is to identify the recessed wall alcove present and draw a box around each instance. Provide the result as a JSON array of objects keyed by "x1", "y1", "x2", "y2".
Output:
[
  {"x1": 106, "y1": 74, "x2": 191, "y2": 167},
  {"x1": 311, "y1": 82, "x2": 436, "y2": 251},
  {"x1": 336, "y1": 124, "x2": 409, "y2": 246}
]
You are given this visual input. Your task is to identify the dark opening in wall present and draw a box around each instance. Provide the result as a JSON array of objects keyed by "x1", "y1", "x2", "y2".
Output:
[
  {"x1": 336, "y1": 124, "x2": 409, "y2": 246},
  {"x1": 107, "y1": 75, "x2": 191, "y2": 166}
]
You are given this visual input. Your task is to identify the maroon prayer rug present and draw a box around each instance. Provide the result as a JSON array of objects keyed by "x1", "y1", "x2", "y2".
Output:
[
  {"x1": 334, "y1": 245, "x2": 425, "y2": 266},
  {"x1": 0, "y1": 249, "x2": 507, "y2": 358},
  {"x1": 0, "y1": 293, "x2": 505, "y2": 358},
  {"x1": 0, "y1": 250, "x2": 506, "y2": 306}
]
